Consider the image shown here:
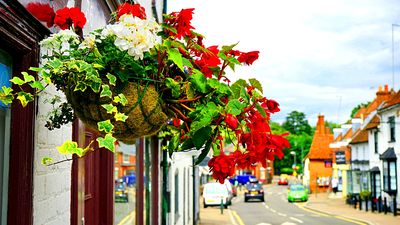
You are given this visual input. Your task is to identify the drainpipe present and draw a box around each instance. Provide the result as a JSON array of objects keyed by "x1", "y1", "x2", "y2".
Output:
[
  {"x1": 161, "y1": 140, "x2": 170, "y2": 225},
  {"x1": 145, "y1": 137, "x2": 150, "y2": 225},
  {"x1": 136, "y1": 137, "x2": 145, "y2": 225}
]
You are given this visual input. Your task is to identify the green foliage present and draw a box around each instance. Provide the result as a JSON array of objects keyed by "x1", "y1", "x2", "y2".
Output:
[
  {"x1": 282, "y1": 111, "x2": 312, "y2": 135},
  {"x1": 350, "y1": 101, "x2": 371, "y2": 118},
  {"x1": 360, "y1": 190, "x2": 371, "y2": 200}
]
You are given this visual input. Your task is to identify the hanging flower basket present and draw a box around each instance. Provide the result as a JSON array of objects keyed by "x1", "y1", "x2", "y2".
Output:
[
  {"x1": 64, "y1": 81, "x2": 168, "y2": 143},
  {"x1": 0, "y1": 2, "x2": 290, "y2": 182}
]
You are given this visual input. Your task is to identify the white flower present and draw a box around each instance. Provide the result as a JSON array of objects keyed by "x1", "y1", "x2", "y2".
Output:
[
  {"x1": 40, "y1": 29, "x2": 80, "y2": 54},
  {"x1": 79, "y1": 34, "x2": 97, "y2": 49}
]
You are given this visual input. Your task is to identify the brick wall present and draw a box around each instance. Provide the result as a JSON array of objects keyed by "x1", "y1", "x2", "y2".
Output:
[
  {"x1": 33, "y1": 87, "x2": 73, "y2": 225},
  {"x1": 309, "y1": 160, "x2": 332, "y2": 193}
]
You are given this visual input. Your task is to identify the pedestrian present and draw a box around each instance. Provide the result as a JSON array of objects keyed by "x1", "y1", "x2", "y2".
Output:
[{"x1": 331, "y1": 176, "x2": 338, "y2": 194}]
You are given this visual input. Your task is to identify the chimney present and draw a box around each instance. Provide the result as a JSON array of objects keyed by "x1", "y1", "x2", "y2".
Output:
[
  {"x1": 316, "y1": 114, "x2": 325, "y2": 134},
  {"x1": 376, "y1": 84, "x2": 391, "y2": 105}
]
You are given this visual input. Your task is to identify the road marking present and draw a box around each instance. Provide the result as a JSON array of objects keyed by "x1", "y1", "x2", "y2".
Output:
[
  {"x1": 117, "y1": 211, "x2": 135, "y2": 225},
  {"x1": 264, "y1": 204, "x2": 270, "y2": 209},
  {"x1": 270, "y1": 209, "x2": 277, "y2": 213},
  {"x1": 289, "y1": 217, "x2": 303, "y2": 223},
  {"x1": 281, "y1": 222, "x2": 297, "y2": 225},
  {"x1": 231, "y1": 210, "x2": 246, "y2": 225},
  {"x1": 256, "y1": 223, "x2": 272, "y2": 225},
  {"x1": 228, "y1": 210, "x2": 239, "y2": 225},
  {"x1": 278, "y1": 213, "x2": 287, "y2": 217},
  {"x1": 296, "y1": 205, "x2": 329, "y2": 217},
  {"x1": 334, "y1": 216, "x2": 368, "y2": 225}
]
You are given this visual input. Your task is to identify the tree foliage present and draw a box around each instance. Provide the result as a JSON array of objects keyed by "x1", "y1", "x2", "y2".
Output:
[
  {"x1": 282, "y1": 111, "x2": 312, "y2": 135},
  {"x1": 350, "y1": 101, "x2": 371, "y2": 118}
]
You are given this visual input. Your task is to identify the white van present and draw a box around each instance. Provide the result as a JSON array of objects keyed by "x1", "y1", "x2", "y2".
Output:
[{"x1": 202, "y1": 182, "x2": 231, "y2": 208}]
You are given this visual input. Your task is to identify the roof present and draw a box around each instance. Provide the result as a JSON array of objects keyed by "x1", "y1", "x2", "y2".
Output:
[
  {"x1": 307, "y1": 115, "x2": 334, "y2": 160},
  {"x1": 353, "y1": 107, "x2": 367, "y2": 119},
  {"x1": 381, "y1": 90, "x2": 400, "y2": 110},
  {"x1": 349, "y1": 128, "x2": 368, "y2": 144},
  {"x1": 380, "y1": 147, "x2": 397, "y2": 160},
  {"x1": 365, "y1": 115, "x2": 380, "y2": 130},
  {"x1": 369, "y1": 166, "x2": 380, "y2": 172}
]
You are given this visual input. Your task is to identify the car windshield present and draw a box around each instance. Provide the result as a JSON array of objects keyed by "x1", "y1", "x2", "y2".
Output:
[
  {"x1": 204, "y1": 184, "x2": 227, "y2": 195},
  {"x1": 246, "y1": 183, "x2": 262, "y2": 190},
  {"x1": 290, "y1": 185, "x2": 305, "y2": 191}
]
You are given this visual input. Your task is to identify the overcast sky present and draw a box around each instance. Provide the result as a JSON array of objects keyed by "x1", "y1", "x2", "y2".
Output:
[{"x1": 167, "y1": 0, "x2": 400, "y2": 125}]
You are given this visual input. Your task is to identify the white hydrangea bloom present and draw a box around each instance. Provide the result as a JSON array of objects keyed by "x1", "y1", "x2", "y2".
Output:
[{"x1": 100, "y1": 14, "x2": 161, "y2": 60}]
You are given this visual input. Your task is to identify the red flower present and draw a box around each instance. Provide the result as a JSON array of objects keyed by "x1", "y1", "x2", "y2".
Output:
[
  {"x1": 117, "y1": 3, "x2": 146, "y2": 19},
  {"x1": 208, "y1": 152, "x2": 235, "y2": 184},
  {"x1": 165, "y1": 8, "x2": 194, "y2": 39},
  {"x1": 225, "y1": 114, "x2": 238, "y2": 130},
  {"x1": 172, "y1": 118, "x2": 181, "y2": 127},
  {"x1": 265, "y1": 99, "x2": 280, "y2": 113},
  {"x1": 54, "y1": 7, "x2": 86, "y2": 30},
  {"x1": 238, "y1": 51, "x2": 260, "y2": 65},
  {"x1": 26, "y1": 3, "x2": 55, "y2": 27},
  {"x1": 195, "y1": 46, "x2": 221, "y2": 78}
]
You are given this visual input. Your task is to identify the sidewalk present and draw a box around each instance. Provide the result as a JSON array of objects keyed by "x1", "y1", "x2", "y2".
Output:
[
  {"x1": 199, "y1": 206, "x2": 235, "y2": 225},
  {"x1": 304, "y1": 192, "x2": 399, "y2": 225}
]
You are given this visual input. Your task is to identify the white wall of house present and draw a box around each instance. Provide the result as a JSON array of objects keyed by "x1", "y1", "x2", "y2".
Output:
[
  {"x1": 168, "y1": 151, "x2": 198, "y2": 225},
  {"x1": 379, "y1": 106, "x2": 400, "y2": 207},
  {"x1": 32, "y1": 0, "x2": 110, "y2": 224}
]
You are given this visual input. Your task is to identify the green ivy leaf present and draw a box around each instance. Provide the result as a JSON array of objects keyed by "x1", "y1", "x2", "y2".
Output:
[
  {"x1": 118, "y1": 94, "x2": 128, "y2": 106},
  {"x1": 48, "y1": 58, "x2": 63, "y2": 70},
  {"x1": 167, "y1": 48, "x2": 184, "y2": 72},
  {"x1": 114, "y1": 112, "x2": 128, "y2": 122},
  {"x1": 0, "y1": 87, "x2": 14, "y2": 105},
  {"x1": 226, "y1": 99, "x2": 245, "y2": 116},
  {"x1": 29, "y1": 67, "x2": 42, "y2": 72},
  {"x1": 192, "y1": 126, "x2": 213, "y2": 150},
  {"x1": 97, "y1": 134, "x2": 116, "y2": 153},
  {"x1": 101, "y1": 104, "x2": 117, "y2": 114},
  {"x1": 74, "y1": 81, "x2": 87, "y2": 92},
  {"x1": 41, "y1": 157, "x2": 53, "y2": 165},
  {"x1": 22, "y1": 72, "x2": 35, "y2": 83},
  {"x1": 168, "y1": 133, "x2": 180, "y2": 151},
  {"x1": 249, "y1": 78, "x2": 263, "y2": 93},
  {"x1": 165, "y1": 78, "x2": 181, "y2": 98},
  {"x1": 97, "y1": 120, "x2": 114, "y2": 133},
  {"x1": 106, "y1": 73, "x2": 117, "y2": 86},
  {"x1": 17, "y1": 92, "x2": 34, "y2": 107},
  {"x1": 100, "y1": 85, "x2": 112, "y2": 98},
  {"x1": 190, "y1": 70, "x2": 208, "y2": 93},
  {"x1": 56, "y1": 140, "x2": 84, "y2": 157},
  {"x1": 93, "y1": 63, "x2": 104, "y2": 69},
  {"x1": 10, "y1": 77, "x2": 25, "y2": 85},
  {"x1": 29, "y1": 81, "x2": 45, "y2": 90}
]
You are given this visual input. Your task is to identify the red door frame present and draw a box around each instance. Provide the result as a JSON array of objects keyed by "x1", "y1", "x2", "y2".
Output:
[{"x1": 0, "y1": 1, "x2": 50, "y2": 224}]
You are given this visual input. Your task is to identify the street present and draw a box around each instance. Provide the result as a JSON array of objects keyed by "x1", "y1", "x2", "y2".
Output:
[
  {"x1": 115, "y1": 187, "x2": 136, "y2": 225},
  {"x1": 230, "y1": 185, "x2": 366, "y2": 225}
]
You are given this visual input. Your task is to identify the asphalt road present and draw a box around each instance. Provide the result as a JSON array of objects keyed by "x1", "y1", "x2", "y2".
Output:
[
  {"x1": 230, "y1": 185, "x2": 364, "y2": 225},
  {"x1": 115, "y1": 187, "x2": 136, "y2": 225}
]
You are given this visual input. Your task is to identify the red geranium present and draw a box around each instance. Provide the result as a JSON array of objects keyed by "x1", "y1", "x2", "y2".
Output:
[
  {"x1": 54, "y1": 7, "x2": 86, "y2": 30},
  {"x1": 26, "y1": 3, "x2": 55, "y2": 27},
  {"x1": 117, "y1": 3, "x2": 146, "y2": 19},
  {"x1": 165, "y1": 8, "x2": 195, "y2": 39},
  {"x1": 238, "y1": 51, "x2": 260, "y2": 65}
]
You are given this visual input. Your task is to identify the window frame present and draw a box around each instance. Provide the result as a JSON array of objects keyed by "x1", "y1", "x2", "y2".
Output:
[{"x1": 388, "y1": 116, "x2": 396, "y2": 142}]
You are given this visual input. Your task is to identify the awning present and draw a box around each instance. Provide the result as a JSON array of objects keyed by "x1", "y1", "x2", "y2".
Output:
[
  {"x1": 369, "y1": 166, "x2": 380, "y2": 172},
  {"x1": 379, "y1": 147, "x2": 397, "y2": 160}
]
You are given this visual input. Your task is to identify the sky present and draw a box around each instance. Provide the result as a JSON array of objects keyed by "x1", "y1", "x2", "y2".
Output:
[{"x1": 167, "y1": 0, "x2": 400, "y2": 126}]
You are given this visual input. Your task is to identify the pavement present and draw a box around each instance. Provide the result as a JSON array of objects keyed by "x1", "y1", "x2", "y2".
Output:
[{"x1": 199, "y1": 186, "x2": 399, "y2": 225}]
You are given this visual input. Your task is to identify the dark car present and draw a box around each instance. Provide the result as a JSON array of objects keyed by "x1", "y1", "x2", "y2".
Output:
[
  {"x1": 244, "y1": 183, "x2": 264, "y2": 202},
  {"x1": 115, "y1": 182, "x2": 129, "y2": 202}
]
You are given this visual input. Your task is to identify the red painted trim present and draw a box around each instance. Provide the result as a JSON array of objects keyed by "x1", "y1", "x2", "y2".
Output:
[
  {"x1": 151, "y1": 136, "x2": 160, "y2": 224},
  {"x1": 136, "y1": 138, "x2": 145, "y2": 225}
]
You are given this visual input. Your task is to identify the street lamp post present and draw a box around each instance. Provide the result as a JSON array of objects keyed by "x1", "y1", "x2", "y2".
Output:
[{"x1": 290, "y1": 151, "x2": 296, "y2": 170}]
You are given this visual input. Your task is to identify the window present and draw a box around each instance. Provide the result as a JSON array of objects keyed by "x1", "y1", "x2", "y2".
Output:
[
  {"x1": 123, "y1": 154, "x2": 130, "y2": 164},
  {"x1": 388, "y1": 116, "x2": 395, "y2": 142},
  {"x1": 382, "y1": 159, "x2": 397, "y2": 194},
  {"x1": 374, "y1": 131, "x2": 378, "y2": 154},
  {"x1": 371, "y1": 172, "x2": 381, "y2": 198}
]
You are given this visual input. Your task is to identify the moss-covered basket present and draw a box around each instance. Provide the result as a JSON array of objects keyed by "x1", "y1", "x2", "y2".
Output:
[{"x1": 64, "y1": 82, "x2": 169, "y2": 144}]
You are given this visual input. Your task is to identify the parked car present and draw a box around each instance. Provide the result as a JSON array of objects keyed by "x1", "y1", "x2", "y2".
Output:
[
  {"x1": 230, "y1": 175, "x2": 257, "y2": 185},
  {"x1": 278, "y1": 178, "x2": 288, "y2": 185},
  {"x1": 287, "y1": 184, "x2": 308, "y2": 202},
  {"x1": 244, "y1": 183, "x2": 264, "y2": 202},
  {"x1": 115, "y1": 182, "x2": 129, "y2": 202},
  {"x1": 203, "y1": 182, "x2": 231, "y2": 208}
]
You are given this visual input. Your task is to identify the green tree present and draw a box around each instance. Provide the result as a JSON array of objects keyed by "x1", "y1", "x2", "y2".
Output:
[
  {"x1": 350, "y1": 102, "x2": 371, "y2": 118},
  {"x1": 282, "y1": 111, "x2": 312, "y2": 135},
  {"x1": 325, "y1": 121, "x2": 340, "y2": 133}
]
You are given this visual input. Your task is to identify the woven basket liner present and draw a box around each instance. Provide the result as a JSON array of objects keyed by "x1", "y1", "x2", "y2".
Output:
[{"x1": 64, "y1": 81, "x2": 169, "y2": 144}]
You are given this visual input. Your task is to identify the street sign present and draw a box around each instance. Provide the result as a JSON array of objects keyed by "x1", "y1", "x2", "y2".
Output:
[{"x1": 335, "y1": 151, "x2": 346, "y2": 164}]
